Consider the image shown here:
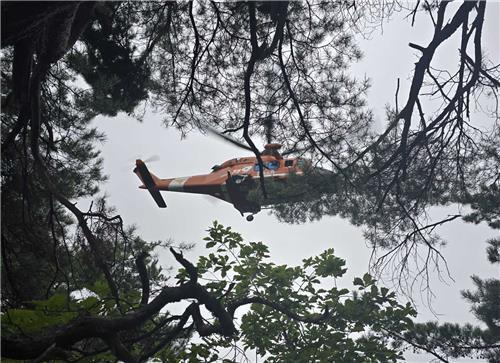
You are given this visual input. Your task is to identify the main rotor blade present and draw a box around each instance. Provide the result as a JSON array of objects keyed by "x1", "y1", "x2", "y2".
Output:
[
  {"x1": 144, "y1": 155, "x2": 160, "y2": 163},
  {"x1": 206, "y1": 126, "x2": 254, "y2": 152},
  {"x1": 122, "y1": 155, "x2": 160, "y2": 171},
  {"x1": 127, "y1": 155, "x2": 160, "y2": 163},
  {"x1": 202, "y1": 194, "x2": 221, "y2": 205}
]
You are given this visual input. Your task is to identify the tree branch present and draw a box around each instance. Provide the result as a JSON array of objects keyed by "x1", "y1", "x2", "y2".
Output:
[
  {"x1": 348, "y1": 1, "x2": 477, "y2": 170},
  {"x1": 384, "y1": 328, "x2": 450, "y2": 363},
  {"x1": 2, "y1": 245, "x2": 240, "y2": 360},
  {"x1": 170, "y1": 247, "x2": 198, "y2": 282},
  {"x1": 139, "y1": 309, "x2": 192, "y2": 360},
  {"x1": 50, "y1": 189, "x2": 124, "y2": 314},
  {"x1": 103, "y1": 334, "x2": 137, "y2": 363}
]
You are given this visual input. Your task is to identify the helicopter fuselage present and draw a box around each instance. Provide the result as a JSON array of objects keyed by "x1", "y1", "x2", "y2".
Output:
[{"x1": 134, "y1": 152, "x2": 305, "y2": 219}]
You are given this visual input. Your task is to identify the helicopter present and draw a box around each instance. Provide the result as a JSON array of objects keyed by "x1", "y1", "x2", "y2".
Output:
[{"x1": 133, "y1": 140, "x2": 308, "y2": 221}]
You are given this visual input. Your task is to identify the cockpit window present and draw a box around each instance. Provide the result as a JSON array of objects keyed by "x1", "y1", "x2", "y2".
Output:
[
  {"x1": 254, "y1": 160, "x2": 280, "y2": 171},
  {"x1": 268, "y1": 161, "x2": 280, "y2": 170},
  {"x1": 285, "y1": 159, "x2": 293, "y2": 167}
]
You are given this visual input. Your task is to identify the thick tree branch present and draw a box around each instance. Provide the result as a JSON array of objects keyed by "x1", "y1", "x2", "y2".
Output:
[
  {"x1": 2, "y1": 247, "x2": 236, "y2": 360},
  {"x1": 170, "y1": 247, "x2": 198, "y2": 282},
  {"x1": 139, "y1": 309, "x2": 192, "y2": 360},
  {"x1": 2, "y1": 282, "x2": 192, "y2": 359}
]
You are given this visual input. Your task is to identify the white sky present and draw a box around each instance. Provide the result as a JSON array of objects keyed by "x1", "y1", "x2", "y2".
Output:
[{"x1": 83, "y1": 3, "x2": 499, "y2": 362}]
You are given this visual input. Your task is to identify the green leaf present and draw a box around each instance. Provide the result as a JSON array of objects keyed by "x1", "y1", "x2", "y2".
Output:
[{"x1": 353, "y1": 277, "x2": 364, "y2": 286}]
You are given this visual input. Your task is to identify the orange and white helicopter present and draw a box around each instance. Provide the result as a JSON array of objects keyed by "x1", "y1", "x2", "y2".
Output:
[{"x1": 134, "y1": 140, "x2": 308, "y2": 221}]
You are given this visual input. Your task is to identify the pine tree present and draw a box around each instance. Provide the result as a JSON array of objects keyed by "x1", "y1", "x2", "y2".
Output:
[{"x1": 397, "y1": 239, "x2": 500, "y2": 362}]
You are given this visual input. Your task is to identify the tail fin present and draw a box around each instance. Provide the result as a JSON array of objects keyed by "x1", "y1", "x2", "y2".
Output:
[{"x1": 134, "y1": 160, "x2": 167, "y2": 208}]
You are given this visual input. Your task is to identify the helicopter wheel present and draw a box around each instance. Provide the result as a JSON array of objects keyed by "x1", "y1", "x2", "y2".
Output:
[{"x1": 246, "y1": 214, "x2": 254, "y2": 222}]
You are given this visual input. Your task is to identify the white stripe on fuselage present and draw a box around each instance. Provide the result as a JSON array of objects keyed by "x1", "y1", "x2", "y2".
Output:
[{"x1": 168, "y1": 177, "x2": 189, "y2": 191}]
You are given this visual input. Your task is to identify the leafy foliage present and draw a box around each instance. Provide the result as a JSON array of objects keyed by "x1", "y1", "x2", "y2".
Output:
[{"x1": 178, "y1": 222, "x2": 416, "y2": 362}]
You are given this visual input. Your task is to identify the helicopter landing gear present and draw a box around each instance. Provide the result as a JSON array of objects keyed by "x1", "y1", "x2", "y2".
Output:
[{"x1": 246, "y1": 214, "x2": 254, "y2": 222}]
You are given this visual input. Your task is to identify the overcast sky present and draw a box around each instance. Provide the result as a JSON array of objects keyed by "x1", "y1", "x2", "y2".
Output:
[{"x1": 83, "y1": 3, "x2": 499, "y2": 362}]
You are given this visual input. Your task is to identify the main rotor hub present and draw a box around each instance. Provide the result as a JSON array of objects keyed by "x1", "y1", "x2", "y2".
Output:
[
  {"x1": 264, "y1": 143, "x2": 282, "y2": 150},
  {"x1": 262, "y1": 143, "x2": 283, "y2": 159}
]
